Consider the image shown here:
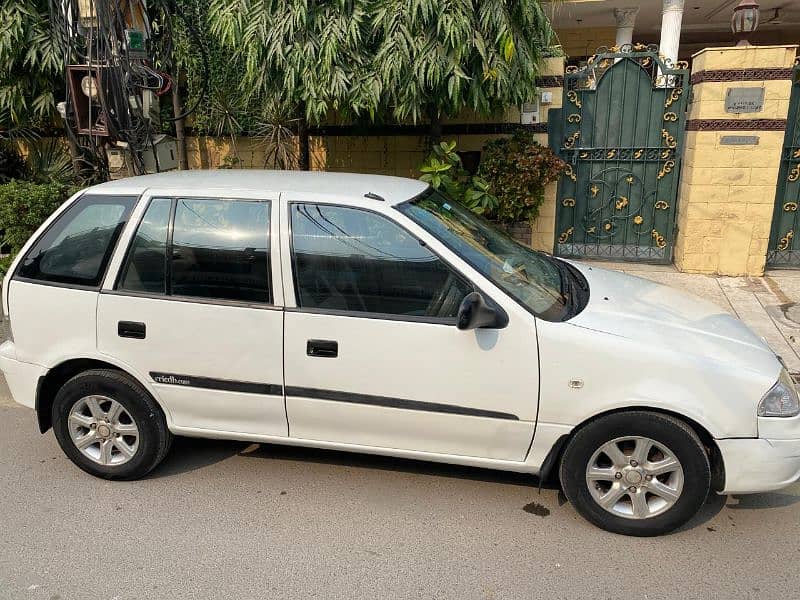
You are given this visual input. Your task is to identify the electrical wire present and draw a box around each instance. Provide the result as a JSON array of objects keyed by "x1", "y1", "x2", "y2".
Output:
[
  {"x1": 49, "y1": 0, "x2": 209, "y2": 176},
  {"x1": 157, "y1": 0, "x2": 209, "y2": 122}
]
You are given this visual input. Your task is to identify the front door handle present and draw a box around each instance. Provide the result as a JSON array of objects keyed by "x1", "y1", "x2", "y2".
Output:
[
  {"x1": 307, "y1": 339, "x2": 338, "y2": 358},
  {"x1": 118, "y1": 321, "x2": 146, "y2": 339}
]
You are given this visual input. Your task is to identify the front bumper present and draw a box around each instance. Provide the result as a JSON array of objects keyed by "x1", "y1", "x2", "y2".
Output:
[
  {"x1": 0, "y1": 341, "x2": 46, "y2": 410},
  {"x1": 718, "y1": 437, "x2": 800, "y2": 494}
]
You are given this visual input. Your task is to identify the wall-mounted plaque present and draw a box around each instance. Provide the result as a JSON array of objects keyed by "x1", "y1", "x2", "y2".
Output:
[
  {"x1": 720, "y1": 135, "x2": 760, "y2": 145},
  {"x1": 725, "y1": 87, "x2": 765, "y2": 113}
]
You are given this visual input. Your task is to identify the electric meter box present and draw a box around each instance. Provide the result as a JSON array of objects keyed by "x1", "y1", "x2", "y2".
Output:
[
  {"x1": 107, "y1": 147, "x2": 132, "y2": 180},
  {"x1": 143, "y1": 135, "x2": 178, "y2": 173},
  {"x1": 67, "y1": 65, "x2": 109, "y2": 136},
  {"x1": 107, "y1": 135, "x2": 178, "y2": 179},
  {"x1": 520, "y1": 100, "x2": 540, "y2": 125},
  {"x1": 124, "y1": 29, "x2": 147, "y2": 58}
]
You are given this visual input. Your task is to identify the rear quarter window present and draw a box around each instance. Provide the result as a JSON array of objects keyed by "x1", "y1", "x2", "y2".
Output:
[{"x1": 16, "y1": 194, "x2": 137, "y2": 288}]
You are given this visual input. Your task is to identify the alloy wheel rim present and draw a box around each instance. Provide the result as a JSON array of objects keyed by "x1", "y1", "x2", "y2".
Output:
[
  {"x1": 585, "y1": 435, "x2": 684, "y2": 520},
  {"x1": 67, "y1": 395, "x2": 140, "y2": 466}
]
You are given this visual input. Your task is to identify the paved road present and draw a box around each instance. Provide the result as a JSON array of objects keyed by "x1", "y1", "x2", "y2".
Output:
[
  {"x1": 1, "y1": 390, "x2": 800, "y2": 599},
  {"x1": 2, "y1": 290, "x2": 800, "y2": 599}
]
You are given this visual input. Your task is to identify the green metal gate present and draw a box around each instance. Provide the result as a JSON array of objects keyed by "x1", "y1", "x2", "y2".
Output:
[
  {"x1": 554, "y1": 45, "x2": 689, "y2": 262},
  {"x1": 767, "y1": 61, "x2": 800, "y2": 267}
]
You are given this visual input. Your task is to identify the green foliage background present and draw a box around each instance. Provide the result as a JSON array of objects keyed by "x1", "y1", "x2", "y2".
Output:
[
  {"x1": 206, "y1": 0, "x2": 558, "y2": 126},
  {"x1": 0, "y1": 0, "x2": 62, "y2": 130},
  {"x1": 3, "y1": 0, "x2": 559, "y2": 138},
  {"x1": 169, "y1": 0, "x2": 263, "y2": 136}
]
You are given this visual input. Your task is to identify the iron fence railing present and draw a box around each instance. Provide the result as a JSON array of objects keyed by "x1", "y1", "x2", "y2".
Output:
[{"x1": 767, "y1": 60, "x2": 800, "y2": 267}]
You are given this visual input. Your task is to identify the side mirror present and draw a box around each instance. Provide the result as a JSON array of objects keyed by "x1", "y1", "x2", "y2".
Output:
[{"x1": 457, "y1": 292, "x2": 509, "y2": 330}]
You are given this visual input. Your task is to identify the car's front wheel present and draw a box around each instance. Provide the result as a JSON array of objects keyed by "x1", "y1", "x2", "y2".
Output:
[
  {"x1": 52, "y1": 369, "x2": 172, "y2": 480},
  {"x1": 559, "y1": 411, "x2": 711, "y2": 536}
]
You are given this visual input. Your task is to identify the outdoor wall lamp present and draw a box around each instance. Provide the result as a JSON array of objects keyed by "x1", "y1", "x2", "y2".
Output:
[{"x1": 731, "y1": 0, "x2": 760, "y2": 46}]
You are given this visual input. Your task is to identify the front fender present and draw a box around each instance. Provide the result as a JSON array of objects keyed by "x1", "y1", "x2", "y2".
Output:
[{"x1": 535, "y1": 320, "x2": 773, "y2": 439}]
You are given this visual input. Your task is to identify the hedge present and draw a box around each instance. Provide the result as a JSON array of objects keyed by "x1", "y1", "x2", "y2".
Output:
[{"x1": 0, "y1": 181, "x2": 78, "y2": 276}]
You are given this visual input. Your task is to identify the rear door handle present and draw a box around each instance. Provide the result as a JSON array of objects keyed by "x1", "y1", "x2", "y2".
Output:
[
  {"x1": 118, "y1": 321, "x2": 146, "y2": 339},
  {"x1": 307, "y1": 339, "x2": 338, "y2": 358}
]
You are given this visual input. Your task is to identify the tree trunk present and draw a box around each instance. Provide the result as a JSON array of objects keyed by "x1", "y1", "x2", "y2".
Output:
[
  {"x1": 298, "y1": 102, "x2": 310, "y2": 171},
  {"x1": 428, "y1": 109, "x2": 442, "y2": 145},
  {"x1": 171, "y1": 76, "x2": 189, "y2": 171},
  {"x1": 65, "y1": 134, "x2": 83, "y2": 180}
]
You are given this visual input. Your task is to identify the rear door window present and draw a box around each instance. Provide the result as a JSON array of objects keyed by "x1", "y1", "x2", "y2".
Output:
[
  {"x1": 118, "y1": 197, "x2": 272, "y2": 304},
  {"x1": 171, "y1": 198, "x2": 271, "y2": 303},
  {"x1": 117, "y1": 198, "x2": 171, "y2": 294},
  {"x1": 16, "y1": 194, "x2": 136, "y2": 287}
]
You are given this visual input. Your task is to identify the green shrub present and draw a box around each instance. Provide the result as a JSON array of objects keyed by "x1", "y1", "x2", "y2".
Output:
[
  {"x1": 0, "y1": 181, "x2": 78, "y2": 275},
  {"x1": 418, "y1": 141, "x2": 498, "y2": 215},
  {"x1": 0, "y1": 255, "x2": 12, "y2": 276},
  {"x1": 479, "y1": 129, "x2": 566, "y2": 224}
]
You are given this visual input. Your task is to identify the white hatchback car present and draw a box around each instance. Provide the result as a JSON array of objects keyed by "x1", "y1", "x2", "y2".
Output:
[{"x1": 2, "y1": 171, "x2": 799, "y2": 536}]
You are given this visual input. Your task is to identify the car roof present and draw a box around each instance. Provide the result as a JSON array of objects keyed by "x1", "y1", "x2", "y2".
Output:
[{"x1": 86, "y1": 170, "x2": 430, "y2": 205}]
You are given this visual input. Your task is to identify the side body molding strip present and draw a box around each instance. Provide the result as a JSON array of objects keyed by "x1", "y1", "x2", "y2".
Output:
[
  {"x1": 285, "y1": 386, "x2": 520, "y2": 421},
  {"x1": 149, "y1": 373, "x2": 520, "y2": 421}
]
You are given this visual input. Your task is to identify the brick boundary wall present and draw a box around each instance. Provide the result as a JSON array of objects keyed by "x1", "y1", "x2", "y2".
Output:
[{"x1": 306, "y1": 123, "x2": 549, "y2": 137}]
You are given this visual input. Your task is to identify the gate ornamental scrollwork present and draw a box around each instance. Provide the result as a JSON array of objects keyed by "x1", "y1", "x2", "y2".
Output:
[
  {"x1": 555, "y1": 44, "x2": 689, "y2": 261},
  {"x1": 767, "y1": 60, "x2": 800, "y2": 266}
]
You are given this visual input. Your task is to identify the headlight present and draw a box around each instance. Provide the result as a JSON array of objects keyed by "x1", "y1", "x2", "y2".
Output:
[{"x1": 758, "y1": 368, "x2": 800, "y2": 417}]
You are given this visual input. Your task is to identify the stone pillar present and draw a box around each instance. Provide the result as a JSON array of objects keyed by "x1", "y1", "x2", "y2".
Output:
[
  {"x1": 531, "y1": 56, "x2": 566, "y2": 253},
  {"x1": 673, "y1": 45, "x2": 798, "y2": 276},
  {"x1": 614, "y1": 8, "x2": 639, "y2": 49},
  {"x1": 659, "y1": 0, "x2": 685, "y2": 64}
]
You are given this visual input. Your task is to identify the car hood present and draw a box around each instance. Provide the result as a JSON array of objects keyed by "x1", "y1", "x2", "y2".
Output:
[{"x1": 566, "y1": 263, "x2": 781, "y2": 377}]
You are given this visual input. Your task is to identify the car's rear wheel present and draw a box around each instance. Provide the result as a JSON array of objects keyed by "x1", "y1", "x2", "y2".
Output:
[
  {"x1": 52, "y1": 369, "x2": 172, "y2": 480},
  {"x1": 559, "y1": 411, "x2": 711, "y2": 536}
]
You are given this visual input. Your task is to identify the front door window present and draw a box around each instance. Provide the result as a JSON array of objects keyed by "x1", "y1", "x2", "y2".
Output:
[{"x1": 290, "y1": 203, "x2": 472, "y2": 319}]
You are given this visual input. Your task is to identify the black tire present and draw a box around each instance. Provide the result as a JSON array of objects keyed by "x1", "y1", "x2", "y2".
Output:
[
  {"x1": 559, "y1": 411, "x2": 711, "y2": 536},
  {"x1": 52, "y1": 369, "x2": 172, "y2": 480}
]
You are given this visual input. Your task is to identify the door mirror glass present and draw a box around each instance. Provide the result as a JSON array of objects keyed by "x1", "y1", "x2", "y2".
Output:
[{"x1": 457, "y1": 292, "x2": 508, "y2": 330}]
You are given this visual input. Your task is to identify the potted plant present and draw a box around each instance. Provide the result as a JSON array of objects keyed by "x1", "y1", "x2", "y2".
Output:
[{"x1": 479, "y1": 129, "x2": 566, "y2": 245}]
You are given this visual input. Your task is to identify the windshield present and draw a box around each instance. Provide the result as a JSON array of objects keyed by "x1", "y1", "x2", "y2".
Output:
[{"x1": 398, "y1": 190, "x2": 567, "y2": 320}]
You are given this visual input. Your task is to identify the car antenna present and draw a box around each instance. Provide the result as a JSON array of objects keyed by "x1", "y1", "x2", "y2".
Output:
[{"x1": 364, "y1": 192, "x2": 385, "y2": 202}]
